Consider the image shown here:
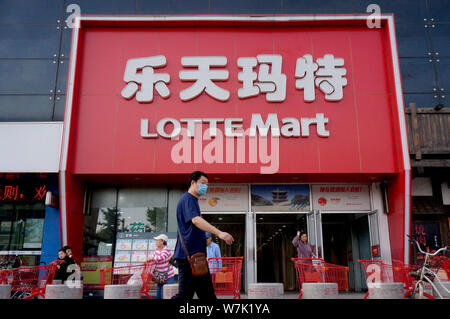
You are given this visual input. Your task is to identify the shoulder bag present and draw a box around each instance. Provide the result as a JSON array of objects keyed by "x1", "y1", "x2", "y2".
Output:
[{"x1": 178, "y1": 229, "x2": 209, "y2": 277}]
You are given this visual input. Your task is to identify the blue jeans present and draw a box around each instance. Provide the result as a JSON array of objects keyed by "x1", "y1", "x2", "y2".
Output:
[{"x1": 156, "y1": 276, "x2": 175, "y2": 299}]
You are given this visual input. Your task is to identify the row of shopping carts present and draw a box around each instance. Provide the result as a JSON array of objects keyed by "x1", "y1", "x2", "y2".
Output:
[
  {"x1": 358, "y1": 258, "x2": 450, "y2": 299},
  {"x1": 292, "y1": 257, "x2": 449, "y2": 299},
  {"x1": 2, "y1": 256, "x2": 448, "y2": 299},
  {"x1": 0, "y1": 257, "x2": 244, "y2": 299},
  {"x1": 0, "y1": 264, "x2": 58, "y2": 299}
]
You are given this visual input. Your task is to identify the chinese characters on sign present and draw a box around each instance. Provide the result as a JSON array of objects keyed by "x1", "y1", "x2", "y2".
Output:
[
  {"x1": 0, "y1": 184, "x2": 47, "y2": 202},
  {"x1": 311, "y1": 184, "x2": 371, "y2": 211},
  {"x1": 198, "y1": 184, "x2": 249, "y2": 212},
  {"x1": 121, "y1": 54, "x2": 347, "y2": 103}
]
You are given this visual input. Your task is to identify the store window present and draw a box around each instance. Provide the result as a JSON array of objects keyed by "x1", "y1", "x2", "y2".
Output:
[
  {"x1": 83, "y1": 188, "x2": 117, "y2": 257},
  {"x1": 0, "y1": 202, "x2": 46, "y2": 266},
  {"x1": 117, "y1": 187, "x2": 168, "y2": 233},
  {"x1": 82, "y1": 186, "x2": 169, "y2": 258}
]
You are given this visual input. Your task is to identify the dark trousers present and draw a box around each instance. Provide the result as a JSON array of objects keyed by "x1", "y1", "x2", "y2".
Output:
[{"x1": 171, "y1": 259, "x2": 217, "y2": 300}]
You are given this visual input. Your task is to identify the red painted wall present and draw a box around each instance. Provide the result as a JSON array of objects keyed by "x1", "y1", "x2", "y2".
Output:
[{"x1": 70, "y1": 25, "x2": 398, "y2": 176}]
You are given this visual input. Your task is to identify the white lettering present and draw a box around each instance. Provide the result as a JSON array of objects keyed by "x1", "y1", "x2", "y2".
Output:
[
  {"x1": 180, "y1": 118, "x2": 202, "y2": 137},
  {"x1": 281, "y1": 117, "x2": 300, "y2": 137},
  {"x1": 300, "y1": 113, "x2": 329, "y2": 137},
  {"x1": 250, "y1": 113, "x2": 280, "y2": 137},
  {"x1": 225, "y1": 118, "x2": 244, "y2": 137},
  {"x1": 157, "y1": 118, "x2": 181, "y2": 138}
]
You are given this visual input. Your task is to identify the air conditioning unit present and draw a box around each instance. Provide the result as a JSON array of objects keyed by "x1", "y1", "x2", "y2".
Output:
[{"x1": 411, "y1": 177, "x2": 433, "y2": 196}]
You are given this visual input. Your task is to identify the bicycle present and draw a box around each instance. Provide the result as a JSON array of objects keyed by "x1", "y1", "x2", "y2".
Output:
[{"x1": 407, "y1": 237, "x2": 449, "y2": 299}]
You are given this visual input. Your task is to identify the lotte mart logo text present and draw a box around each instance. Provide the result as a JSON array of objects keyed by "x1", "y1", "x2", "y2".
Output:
[{"x1": 121, "y1": 53, "x2": 347, "y2": 174}]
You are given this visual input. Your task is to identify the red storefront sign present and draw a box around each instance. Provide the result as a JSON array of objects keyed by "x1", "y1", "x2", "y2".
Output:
[{"x1": 59, "y1": 15, "x2": 410, "y2": 264}]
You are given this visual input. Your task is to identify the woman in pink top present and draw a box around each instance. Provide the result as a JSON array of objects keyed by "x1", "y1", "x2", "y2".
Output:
[{"x1": 148, "y1": 234, "x2": 175, "y2": 299}]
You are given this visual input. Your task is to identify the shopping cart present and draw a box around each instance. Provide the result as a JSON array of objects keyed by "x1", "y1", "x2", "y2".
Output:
[
  {"x1": 99, "y1": 261, "x2": 156, "y2": 299},
  {"x1": 292, "y1": 258, "x2": 349, "y2": 299},
  {"x1": 208, "y1": 257, "x2": 243, "y2": 299},
  {"x1": 444, "y1": 258, "x2": 450, "y2": 280},
  {"x1": 0, "y1": 263, "x2": 57, "y2": 299},
  {"x1": 358, "y1": 259, "x2": 422, "y2": 299}
]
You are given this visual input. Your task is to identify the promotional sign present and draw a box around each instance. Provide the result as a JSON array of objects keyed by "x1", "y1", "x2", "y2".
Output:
[
  {"x1": 80, "y1": 256, "x2": 113, "y2": 289},
  {"x1": 199, "y1": 184, "x2": 249, "y2": 212},
  {"x1": 23, "y1": 218, "x2": 45, "y2": 249},
  {"x1": 251, "y1": 185, "x2": 310, "y2": 211},
  {"x1": 114, "y1": 232, "x2": 176, "y2": 266},
  {"x1": 311, "y1": 184, "x2": 371, "y2": 211},
  {"x1": 412, "y1": 222, "x2": 442, "y2": 253},
  {"x1": 0, "y1": 183, "x2": 47, "y2": 202}
]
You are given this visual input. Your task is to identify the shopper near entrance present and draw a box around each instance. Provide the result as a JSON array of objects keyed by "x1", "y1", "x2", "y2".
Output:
[
  {"x1": 206, "y1": 232, "x2": 222, "y2": 274},
  {"x1": 172, "y1": 171, "x2": 234, "y2": 300},
  {"x1": 292, "y1": 231, "x2": 315, "y2": 259},
  {"x1": 63, "y1": 245, "x2": 76, "y2": 264},
  {"x1": 148, "y1": 234, "x2": 175, "y2": 299},
  {"x1": 52, "y1": 248, "x2": 70, "y2": 282}
]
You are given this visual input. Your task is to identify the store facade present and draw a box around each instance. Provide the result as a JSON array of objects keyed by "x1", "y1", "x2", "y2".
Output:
[
  {"x1": 0, "y1": 122, "x2": 63, "y2": 267},
  {"x1": 59, "y1": 15, "x2": 410, "y2": 292}
]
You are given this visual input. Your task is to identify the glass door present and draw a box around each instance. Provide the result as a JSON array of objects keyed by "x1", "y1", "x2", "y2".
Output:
[
  {"x1": 202, "y1": 213, "x2": 246, "y2": 291},
  {"x1": 255, "y1": 213, "x2": 307, "y2": 291},
  {"x1": 307, "y1": 210, "x2": 323, "y2": 258}
]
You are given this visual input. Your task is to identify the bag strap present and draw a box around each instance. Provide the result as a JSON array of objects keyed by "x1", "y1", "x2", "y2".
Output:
[{"x1": 177, "y1": 228, "x2": 191, "y2": 261}]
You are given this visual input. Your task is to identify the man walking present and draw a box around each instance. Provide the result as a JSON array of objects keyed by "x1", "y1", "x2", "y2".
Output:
[{"x1": 172, "y1": 171, "x2": 234, "y2": 300}]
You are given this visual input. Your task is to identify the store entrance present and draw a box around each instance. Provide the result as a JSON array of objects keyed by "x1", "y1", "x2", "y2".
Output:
[
  {"x1": 202, "y1": 213, "x2": 246, "y2": 291},
  {"x1": 321, "y1": 213, "x2": 372, "y2": 292},
  {"x1": 256, "y1": 214, "x2": 307, "y2": 291}
]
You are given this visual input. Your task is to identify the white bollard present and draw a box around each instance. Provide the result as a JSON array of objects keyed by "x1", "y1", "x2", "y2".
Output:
[
  {"x1": 302, "y1": 283, "x2": 338, "y2": 299},
  {"x1": 248, "y1": 283, "x2": 284, "y2": 299},
  {"x1": 0, "y1": 284, "x2": 11, "y2": 299},
  {"x1": 45, "y1": 284, "x2": 83, "y2": 299},
  {"x1": 163, "y1": 283, "x2": 179, "y2": 299},
  {"x1": 367, "y1": 282, "x2": 404, "y2": 299},
  {"x1": 104, "y1": 285, "x2": 141, "y2": 299}
]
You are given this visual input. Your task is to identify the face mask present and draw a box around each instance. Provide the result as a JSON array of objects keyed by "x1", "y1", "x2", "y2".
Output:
[{"x1": 197, "y1": 183, "x2": 208, "y2": 196}]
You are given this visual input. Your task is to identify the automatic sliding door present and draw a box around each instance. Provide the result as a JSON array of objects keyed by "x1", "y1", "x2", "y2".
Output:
[
  {"x1": 255, "y1": 214, "x2": 307, "y2": 291},
  {"x1": 307, "y1": 210, "x2": 323, "y2": 259},
  {"x1": 202, "y1": 213, "x2": 246, "y2": 291}
]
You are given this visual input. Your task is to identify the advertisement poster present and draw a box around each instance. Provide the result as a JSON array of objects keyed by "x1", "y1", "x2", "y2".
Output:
[
  {"x1": 413, "y1": 222, "x2": 442, "y2": 253},
  {"x1": 132, "y1": 239, "x2": 149, "y2": 251},
  {"x1": 23, "y1": 218, "x2": 44, "y2": 249},
  {"x1": 131, "y1": 251, "x2": 148, "y2": 263},
  {"x1": 311, "y1": 184, "x2": 371, "y2": 211},
  {"x1": 116, "y1": 239, "x2": 132, "y2": 251},
  {"x1": 114, "y1": 251, "x2": 131, "y2": 263},
  {"x1": 251, "y1": 185, "x2": 310, "y2": 211},
  {"x1": 114, "y1": 232, "x2": 177, "y2": 265},
  {"x1": 80, "y1": 256, "x2": 113, "y2": 289},
  {"x1": 199, "y1": 184, "x2": 249, "y2": 212}
]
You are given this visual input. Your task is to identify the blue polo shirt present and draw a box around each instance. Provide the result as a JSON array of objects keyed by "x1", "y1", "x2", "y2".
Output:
[{"x1": 173, "y1": 192, "x2": 206, "y2": 259}]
